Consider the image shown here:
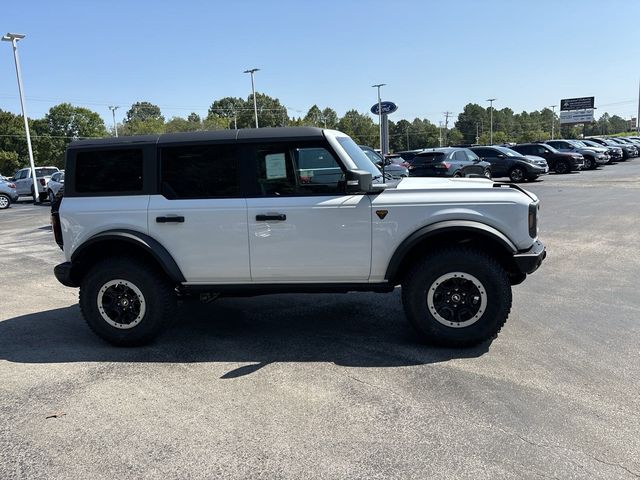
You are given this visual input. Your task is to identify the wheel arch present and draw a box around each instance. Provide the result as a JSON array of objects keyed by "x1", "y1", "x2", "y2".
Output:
[
  {"x1": 70, "y1": 229, "x2": 185, "y2": 286},
  {"x1": 385, "y1": 221, "x2": 521, "y2": 285}
]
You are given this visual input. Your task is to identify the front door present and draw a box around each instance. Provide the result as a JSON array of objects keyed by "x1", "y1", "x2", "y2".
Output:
[
  {"x1": 14, "y1": 169, "x2": 30, "y2": 195},
  {"x1": 245, "y1": 142, "x2": 372, "y2": 282}
]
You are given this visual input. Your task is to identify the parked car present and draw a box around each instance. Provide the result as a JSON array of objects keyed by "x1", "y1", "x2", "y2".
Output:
[
  {"x1": 580, "y1": 139, "x2": 623, "y2": 162},
  {"x1": 0, "y1": 177, "x2": 19, "y2": 209},
  {"x1": 511, "y1": 143, "x2": 584, "y2": 174},
  {"x1": 12, "y1": 166, "x2": 59, "y2": 202},
  {"x1": 470, "y1": 146, "x2": 548, "y2": 182},
  {"x1": 586, "y1": 138, "x2": 634, "y2": 160},
  {"x1": 47, "y1": 170, "x2": 65, "y2": 199},
  {"x1": 359, "y1": 145, "x2": 409, "y2": 180},
  {"x1": 52, "y1": 127, "x2": 545, "y2": 347},
  {"x1": 544, "y1": 140, "x2": 608, "y2": 169},
  {"x1": 404, "y1": 148, "x2": 492, "y2": 178},
  {"x1": 606, "y1": 138, "x2": 638, "y2": 158}
]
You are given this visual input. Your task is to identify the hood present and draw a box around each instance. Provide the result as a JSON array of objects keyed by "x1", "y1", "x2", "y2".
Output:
[{"x1": 395, "y1": 176, "x2": 496, "y2": 190}]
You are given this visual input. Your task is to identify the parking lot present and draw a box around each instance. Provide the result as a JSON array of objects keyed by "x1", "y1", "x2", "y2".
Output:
[{"x1": 1, "y1": 163, "x2": 639, "y2": 479}]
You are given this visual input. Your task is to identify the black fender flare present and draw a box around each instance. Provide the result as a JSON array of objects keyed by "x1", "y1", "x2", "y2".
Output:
[
  {"x1": 384, "y1": 220, "x2": 517, "y2": 282},
  {"x1": 71, "y1": 229, "x2": 185, "y2": 283}
]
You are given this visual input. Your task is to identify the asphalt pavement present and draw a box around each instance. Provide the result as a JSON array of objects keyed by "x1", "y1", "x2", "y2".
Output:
[{"x1": 1, "y1": 162, "x2": 639, "y2": 479}]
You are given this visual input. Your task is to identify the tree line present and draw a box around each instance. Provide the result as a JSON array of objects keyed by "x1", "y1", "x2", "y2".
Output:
[{"x1": 0, "y1": 95, "x2": 635, "y2": 173}]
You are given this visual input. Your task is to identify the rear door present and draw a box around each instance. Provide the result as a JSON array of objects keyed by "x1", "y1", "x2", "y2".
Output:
[
  {"x1": 245, "y1": 141, "x2": 372, "y2": 282},
  {"x1": 14, "y1": 169, "x2": 29, "y2": 195},
  {"x1": 147, "y1": 142, "x2": 250, "y2": 284}
]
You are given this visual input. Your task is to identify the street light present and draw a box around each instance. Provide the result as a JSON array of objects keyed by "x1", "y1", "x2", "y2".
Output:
[
  {"x1": 372, "y1": 83, "x2": 386, "y2": 178},
  {"x1": 486, "y1": 98, "x2": 496, "y2": 145},
  {"x1": 549, "y1": 105, "x2": 557, "y2": 139},
  {"x1": 108, "y1": 106, "x2": 119, "y2": 137},
  {"x1": 244, "y1": 68, "x2": 260, "y2": 128},
  {"x1": 2, "y1": 32, "x2": 39, "y2": 203}
]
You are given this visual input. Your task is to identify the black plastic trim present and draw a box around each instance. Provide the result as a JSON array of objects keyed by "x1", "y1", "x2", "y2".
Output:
[
  {"x1": 70, "y1": 229, "x2": 185, "y2": 283},
  {"x1": 513, "y1": 240, "x2": 546, "y2": 274},
  {"x1": 54, "y1": 262, "x2": 77, "y2": 287},
  {"x1": 179, "y1": 282, "x2": 394, "y2": 296},
  {"x1": 385, "y1": 220, "x2": 518, "y2": 282}
]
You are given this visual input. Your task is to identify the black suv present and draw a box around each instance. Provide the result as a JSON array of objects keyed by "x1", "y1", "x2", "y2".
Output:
[
  {"x1": 511, "y1": 143, "x2": 584, "y2": 174},
  {"x1": 470, "y1": 146, "x2": 548, "y2": 182},
  {"x1": 403, "y1": 147, "x2": 491, "y2": 178}
]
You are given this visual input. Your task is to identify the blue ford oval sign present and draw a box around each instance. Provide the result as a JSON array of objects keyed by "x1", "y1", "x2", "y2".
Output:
[{"x1": 371, "y1": 101, "x2": 398, "y2": 115}]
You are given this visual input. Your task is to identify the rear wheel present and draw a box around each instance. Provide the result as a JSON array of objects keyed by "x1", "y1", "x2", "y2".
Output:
[
  {"x1": 79, "y1": 257, "x2": 176, "y2": 346},
  {"x1": 401, "y1": 248, "x2": 512, "y2": 347},
  {"x1": 483, "y1": 169, "x2": 492, "y2": 179},
  {"x1": 453, "y1": 171, "x2": 463, "y2": 178},
  {"x1": 0, "y1": 194, "x2": 10, "y2": 209},
  {"x1": 508, "y1": 166, "x2": 526, "y2": 183}
]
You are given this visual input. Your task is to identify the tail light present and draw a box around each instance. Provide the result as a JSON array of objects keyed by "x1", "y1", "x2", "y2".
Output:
[
  {"x1": 7, "y1": 182, "x2": 16, "y2": 188},
  {"x1": 39, "y1": 178, "x2": 46, "y2": 186},
  {"x1": 407, "y1": 164, "x2": 415, "y2": 170},
  {"x1": 434, "y1": 162, "x2": 451, "y2": 169},
  {"x1": 529, "y1": 203, "x2": 539, "y2": 238},
  {"x1": 51, "y1": 213, "x2": 63, "y2": 249},
  {"x1": 401, "y1": 161, "x2": 410, "y2": 168}
]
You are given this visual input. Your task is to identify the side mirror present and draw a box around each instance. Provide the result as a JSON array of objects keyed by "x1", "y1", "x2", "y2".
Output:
[{"x1": 345, "y1": 169, "x2": 373, "y2": 193}]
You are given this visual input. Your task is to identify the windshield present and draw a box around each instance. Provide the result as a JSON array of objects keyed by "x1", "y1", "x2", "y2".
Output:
[
  {"x1": 542, "y1": 144, "x2": 560, "y2": 153},
  {"x1": 35, "y1": 168, "x2": 58, "y2": 177},
  {"x1": 494, "y1": 146, "x2": 519, "y2": 157},
  {"x1": 361, "y1": 148, "x2": 383, "y2": 165},
  {"x1": 336, "y1": 137, "x2": 383, "y2": 180},
  {"x1": 580, "y1": 140, "x2": 599, "y2": 147}
]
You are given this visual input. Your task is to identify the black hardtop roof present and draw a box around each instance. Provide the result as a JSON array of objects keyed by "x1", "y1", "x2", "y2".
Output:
[{"x1": 68, "y1": 127, "x2": 327, "y2": 149}]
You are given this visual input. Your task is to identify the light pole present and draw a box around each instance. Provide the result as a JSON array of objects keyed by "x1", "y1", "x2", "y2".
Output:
[
  {"x1": 2, "y1": 32, "x2": 39, "y2": 203},
  {"x1": 244, "y1": 68, "x2": 260, "y2": 128},
  {"x1": 108, "y1": 106, "x2": 119, "y2": 137},
  {"x1": 372, "y1": 83, "x2": 386, "y2": 178},
  {"x1": 549, "y1": 105, "x2": 557, "y2": 139},
  {"x1": 486, "y1": 98, "x2": 496, "y2": 145}
]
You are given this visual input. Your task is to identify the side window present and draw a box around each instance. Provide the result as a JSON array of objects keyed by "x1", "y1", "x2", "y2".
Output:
[
  {"x1": 473, "y1": 148, "x2": 491, "y2": 158},
  {"x1": 160, "y1": 144, "x2": 239, "y2": 199},
  {"x1": 536, "y1": 146, "x2": 549, "y2": 155},
  {"x1": 465, "y1": 150, "x2": 479, "y2": 161},
  {"x1": 453, "y1": 150, "x2": 467, "y2": 161},
  {"x1": 15, "y1": 170, "x2": 25, "y2": 180},
  {"x1": 51, "y1": 173, "x2": 59, "y2": 182},
  {"x1": 252, "y1": 143, "x2": 345, "y2": 196},
  {"x1": 75, "y1": 149, "x2": 143, "y2": 194}
]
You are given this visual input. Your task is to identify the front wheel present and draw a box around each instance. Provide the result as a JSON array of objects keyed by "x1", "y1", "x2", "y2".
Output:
[
  {"x1": 483, "y1": 169, "x2": 492, "y2": 179},
  {"x1": 0, "y1": 194, "x2": 10, "y2": 209},
  {"x1": 401, "y1": 248, "x2": 512, "y2": 347},
  {"x1": 79, "y1": 257, "x2": 176, "y2": 346},
  {"x1": 583, "y1": 156, "x2": 595, "y2": 170},
  {"x1": 554, "y1": 160, "x2": 569, "y2": 174},
  {"x1": 509, "y1": 167, "x2": 526, "y2": 183}
]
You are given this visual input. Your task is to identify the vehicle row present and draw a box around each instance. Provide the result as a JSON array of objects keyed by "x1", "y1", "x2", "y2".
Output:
[
  {"x1": 383, "y1": 136, "x2": 639, "y2": 183},
  {"x1": 0, "y1": 168, "x2": 64, "y2": 208}
]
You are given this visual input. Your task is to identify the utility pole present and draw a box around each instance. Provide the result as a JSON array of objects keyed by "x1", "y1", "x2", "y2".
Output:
[
  {"x1": 2, "y1": 32, "x2": 39, "y2": 204},
  {"x1": 476, "y1": 123, "x2": 480, "y2": 145},
  {"x1": 443, "y1": 111, "x2": 452, "y2": 146},
  {"x1": 406, "y1": 125, "x2": 410, "y2": 150},
  {"x1": 108, "y1": 106, "x2": 119, "y2": 137},
  {"x1": 244, "y1": 68, "x2": 260, "y2": 128},
  {"x1": 549, "y1": 105, "x2": 557, "y2": 139},
  {"x1": 486, "y1": 98, "x2": 496, "y2": 144},
  {"x1": 438, "y1": 121, "x2": 443, "y2": 147}
]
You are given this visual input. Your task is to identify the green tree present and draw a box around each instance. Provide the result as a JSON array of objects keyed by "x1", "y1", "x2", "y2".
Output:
[
  {"x1": 165, "y1": 116, "x2": 195, "y2": 133},
  {"x1": 207, "y1": 96, "x2": 245, "y2": 128},
  {"x1": 125, "y1": 101, "x2": 164, "y2": 123},
  {"x1": 237, "y1": 93, "x2": 288, "y2": 128},
  {"x1": 321, "y1": 108, "x2": 339, "y2": 129},
  {"x1": 120, "y1": 118, "x2": 165, "y2": 135},
  {"x1": 0, "y1": 151, "x2": 20, "y2": 175},
  {"x1": 337, "y1": 110, "x2": 377, "y2": 144},
  {"x1": 302, "y1": 105, "x2": 323, "y2": 126},
  {"x1": 455, "y1": 103, "x2": 487, "y2": 144}
]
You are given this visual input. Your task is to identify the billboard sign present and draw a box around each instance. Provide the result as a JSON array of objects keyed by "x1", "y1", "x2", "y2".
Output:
[
  {"x1": 560, "y1": 96, "x2": 595, "y2": 111},
  {"x1": 559, "y1": 109, "x2": 595, "y2": 125}
]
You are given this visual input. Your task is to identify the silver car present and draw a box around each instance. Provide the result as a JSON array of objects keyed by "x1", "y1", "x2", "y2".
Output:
[
  {"x1": 47, "y1": 170, "x2": 65, "y2": 199},
  {"x1": 12, "y1": 166, "x2": 59, "y2": 202},
  {"x1": 0, "y1": 178, "x2": 19, "y2": 209}
]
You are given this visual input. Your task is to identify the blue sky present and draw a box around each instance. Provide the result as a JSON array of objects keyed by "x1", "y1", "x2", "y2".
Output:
[{"x1": 1, "y1": 0, "x2": 639, "y2": 127}]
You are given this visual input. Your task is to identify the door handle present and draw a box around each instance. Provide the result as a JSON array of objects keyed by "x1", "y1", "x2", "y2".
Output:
[
  {"x1": 256, "y1": 214, "x2": 286, "y2": 221},
  {"x1": 156, "y1": 216, "x2": 185, "y2": 223}
]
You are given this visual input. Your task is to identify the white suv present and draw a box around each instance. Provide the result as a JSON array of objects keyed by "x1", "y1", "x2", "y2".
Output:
[{"x1": 52, "y1": 128, "x2": 545, "y2": 347}]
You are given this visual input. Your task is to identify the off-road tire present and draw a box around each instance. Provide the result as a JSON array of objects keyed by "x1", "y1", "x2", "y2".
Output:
[
  {"x1": 509, "y1": 167, "x2": 526, "y2": 183},
  {"x1": 401, "y1": 247, "x2": 512, "y2": 347},
  {"x1": 79, "y1": 256, "x2": 176, "y2": 346}
]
